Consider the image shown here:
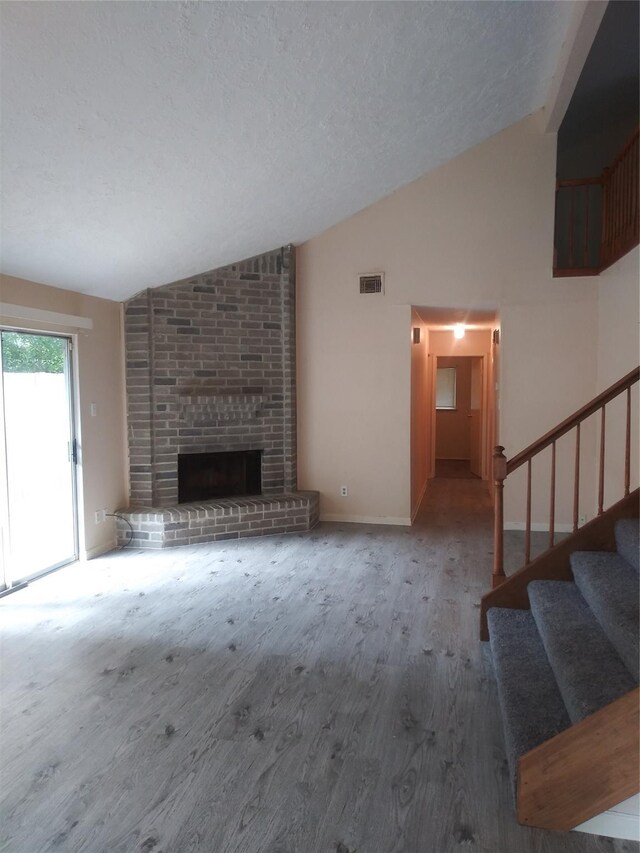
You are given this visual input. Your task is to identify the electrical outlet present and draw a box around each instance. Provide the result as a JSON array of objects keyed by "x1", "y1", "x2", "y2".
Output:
[
  {"x1": 94, "y1": 510, "x2": 102, "y2": 524},
  {"x1": 102, "y1": 509, "x2": 109, "y2": 522},
  {"x1": 340, "y1": 485, "x2": 348, "y2": 497}
]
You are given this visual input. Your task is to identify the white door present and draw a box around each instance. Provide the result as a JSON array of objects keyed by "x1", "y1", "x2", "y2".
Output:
[{"x1": 0, "y1": 330, "x2": 78, "y2": 589}]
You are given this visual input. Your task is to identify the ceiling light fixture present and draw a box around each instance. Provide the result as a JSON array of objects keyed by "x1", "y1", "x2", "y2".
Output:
[{"x1": 453, "y1": 323, "x2": 465, "y2": 340}]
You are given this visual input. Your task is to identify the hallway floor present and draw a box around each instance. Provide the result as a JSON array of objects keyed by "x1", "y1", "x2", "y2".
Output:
[
  {"x1": 434, "y1": 459, "x2": 481, "y2": 479},
  {"x1": 1, "y1": 480, "x2": 636, "y2": 853}
]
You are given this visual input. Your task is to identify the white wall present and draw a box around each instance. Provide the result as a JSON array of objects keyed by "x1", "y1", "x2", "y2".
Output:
[{"x1": 298, "y1": 112, "x2": 606, "y2": 525}]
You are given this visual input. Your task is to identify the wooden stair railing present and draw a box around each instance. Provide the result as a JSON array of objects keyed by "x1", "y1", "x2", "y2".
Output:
[
  {"x1": 492, "y1": 366, "x2": 640, "y2": 588},
  {"x1": 554, "y1": 126, "x2": 639, "y2": 276}
]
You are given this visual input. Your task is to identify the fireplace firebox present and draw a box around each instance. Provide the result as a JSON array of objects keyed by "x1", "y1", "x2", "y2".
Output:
[{"x1": 178, "y1": 450, "x2": 261, "y2": 503}]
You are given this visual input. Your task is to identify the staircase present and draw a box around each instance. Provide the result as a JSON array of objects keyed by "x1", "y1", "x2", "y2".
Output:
[
  {"x1": 481, "y1": 368, "x2": 640, "y2": 833},
  {"x1": 488, "y1": 519, "x2": 639, "y2": 830}
]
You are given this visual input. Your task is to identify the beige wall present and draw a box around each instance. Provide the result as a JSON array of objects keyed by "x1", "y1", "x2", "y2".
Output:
[
  {"x1": 410, "y1": 312, "x2": 429, "y2": 518},
  {"x1": 435, "y1": 357, "x2": 472, "y2": 460},
  {"x1": 596, "y1": 246, "x2": 640, "y2": 509},
  {"x1": 297, "y1": 112, "x2": 610, "y2": 525},
  {"x1": 0, "y1": 275, "x2": 128, "y2": 557}
]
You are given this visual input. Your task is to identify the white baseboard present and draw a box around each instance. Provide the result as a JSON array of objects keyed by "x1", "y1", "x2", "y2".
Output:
[
  {"x1": 320, "y1": 514, "x2": 412, "y2": 526},
  {"x1": 573, "y1": 794, "x2": 640, "y2": 841},
  {"x1": 82, "y1": 539, "x2": 118, "y2": 560},
  {"x1": 504, "y1": 521, "x2": 574, "y2": 533}
]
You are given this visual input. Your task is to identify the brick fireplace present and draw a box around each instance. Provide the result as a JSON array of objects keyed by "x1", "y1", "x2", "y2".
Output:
[{"x1": 117, "y1": 246, "x2": 318, "y2": 548}]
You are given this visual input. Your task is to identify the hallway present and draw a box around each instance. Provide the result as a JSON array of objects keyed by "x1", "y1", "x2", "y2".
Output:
[{"x1": 1, "y1": 481, "x2": 635, "y2": 852}]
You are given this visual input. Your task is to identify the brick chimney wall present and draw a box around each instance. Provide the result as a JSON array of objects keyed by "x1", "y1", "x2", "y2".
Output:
[{"x1": 123, "y1": 246, "x2": 297, "y2": 508}]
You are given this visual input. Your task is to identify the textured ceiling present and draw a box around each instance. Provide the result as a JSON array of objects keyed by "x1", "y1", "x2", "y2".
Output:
[{"x1": 1, "y1": 1, "x2": 573, "y2": 300}]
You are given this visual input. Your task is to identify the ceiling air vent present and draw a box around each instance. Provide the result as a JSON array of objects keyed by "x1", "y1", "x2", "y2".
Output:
[{"x1": 359, "y1": 273, "x2": 384, "y2": 295}]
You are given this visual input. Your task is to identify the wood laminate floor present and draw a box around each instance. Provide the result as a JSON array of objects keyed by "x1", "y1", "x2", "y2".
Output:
[{"x1": 1, "y1": 480, "x2": 637, "y2": 853}]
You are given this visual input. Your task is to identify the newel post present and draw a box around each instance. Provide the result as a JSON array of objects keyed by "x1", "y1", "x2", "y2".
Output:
[{"x1": 493, "y1": 446, "x2": 507, "y2": 588}]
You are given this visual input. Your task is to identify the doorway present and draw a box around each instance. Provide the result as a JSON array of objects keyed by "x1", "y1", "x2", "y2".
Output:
[
  {"x1": 434, "y1": 356, "x2": 483, "y2": 479},
  {"x1": 0, "y1": 329, "x2": 79, "y2": 591}
]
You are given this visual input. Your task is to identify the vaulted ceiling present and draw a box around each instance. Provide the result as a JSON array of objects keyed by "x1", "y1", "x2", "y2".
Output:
[{"x1": 1, "y1": 1, "x2": 573, "y2": 300}]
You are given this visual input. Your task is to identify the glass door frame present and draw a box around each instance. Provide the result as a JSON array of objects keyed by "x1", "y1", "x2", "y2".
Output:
[{"x1": 0, "y1": 327, "x2": 80, "y2": 592}]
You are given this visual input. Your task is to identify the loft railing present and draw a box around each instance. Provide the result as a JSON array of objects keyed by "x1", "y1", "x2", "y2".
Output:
[
  {"x1": 601, "y1": 129, "x2": 640, "y2": 270},
  {"x1": 554, "y1": 127, "x2": 639, "y2": 277},
  {"x1": 491, "y1": 366, "x2": 640, "y2": 588}
]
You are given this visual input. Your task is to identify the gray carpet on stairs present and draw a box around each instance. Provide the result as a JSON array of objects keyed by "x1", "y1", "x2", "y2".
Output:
[
  {"x1": 488, "y1": 514, "x2": 639, "y2": 804},
  {"x1": 487, "y1": 607, "x2": 571, "y2": 797},
  {"x1": 615, "y1": 518, "x2": 640, "y2": 573},
  {"x1": 571, "y1": 550, "x2": 640, "y2": 678},
  {"x1": 528, "y1": 580, "x2": 637, "y2": 724}
]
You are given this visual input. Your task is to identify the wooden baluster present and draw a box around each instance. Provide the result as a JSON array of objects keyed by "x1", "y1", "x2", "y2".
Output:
[
  {"x1": 617, "y1": 158, "x2": 622, "y2": 251},
  {"x1": 549, "y1": 440, "x2": 556, "y2": 549},
  {"x1": 622, "y1": 153, "x2": 628, "y2": 247},
  {"x1": 601, "y1": 168, "x2": 610, "y2": 267},
  {"x1": 573, "y1": 422, "x2": 581, "y2": 532},
  {"x1": 615, "y1": 164, "x2": 621, "y2": 252},
  {"x1": 625, "y1": 147, "x2": 630, "y2": 241},
  {"x1": 631, "y1": 139, "x2": 636, "y2": 242},
  {"x1": 598, "y1": 406, "x2": 606, "y2": 515},
  {"x1": 625, "y1": 387, "x2": 631, "y2": 497},
  {"x1": 631, "y1": 136, "x2": 640, "y2": 240},
  {"x1": 631, "y1": 138, "x2": 636, "y2": 238},
  {"x1": 618, "y1": 161, "x2": 623, "y2": 250},
  {"x1": 628, "y1": 143, "x2": 633, "y2": 240},
  {"x1": 525, "y1": 458, "x2": 532, "y2": 565},
  {"x1": 612, "y1": 166, "x2": 617, "y2": 255},
  {"x1": 553, "y1": 185, "x2": 560, "y2": 270},
  {"x1": 583, "y1": 186, "x2": 590, "y2": 268},
  {"x1": 492, "y1": 446, "x2": 507, "y2": 589},
  {"x1": 610, "y1": 165, "x2": 615, "y2": 256},
  {"x1": 569, "y1": 188, "x2": 575, "y2": 267}
]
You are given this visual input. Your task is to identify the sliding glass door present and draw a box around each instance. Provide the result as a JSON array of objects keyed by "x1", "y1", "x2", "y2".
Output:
[{"x1": 0, "y1": 330, "x2": 78, "y2": 589}]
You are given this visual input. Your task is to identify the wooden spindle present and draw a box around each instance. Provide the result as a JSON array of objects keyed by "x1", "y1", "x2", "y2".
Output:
[
  {"x1": 601, "y1": 168, "x2": 610, "y2": 266},
  {"x1": 618, "y1": 161, "x2": 623, "y2": 248},
  {"x1": 525, "y1": 458, "x2": 532, "y2": 565},
  {"x1": 569, "y1": 188, "x2": 575, "y2": 267},
  {"x1": 631, "y1": 138, "x2": 636, "y2": 237},
  {"x1": 624, "y1": 147, "x2": 630, "y2": 240},
  {"x1": 631, "y1": 138, "x2": 636, "y2": 238},
  {"x1": 598, "y1": 406, "x2": 606, "y2": 515},
  {"x1": 583, "y1": 186, "x2": 590, "y2": 268},
  {"x1": 612, "y1": 164, "x2": 617, "y2": 253},
  {"x1": 549, "y1": 440, "x2": 556, "y2": 548},
  {"x1": 573, "y1": 422, "x2": 581, "y2": 532},
  {"x1": 625, "y1": 387, "x2": 631, "y2": 497},
  {"x1": 492, "y1": 446, "x2": 507, "y2": 588}
]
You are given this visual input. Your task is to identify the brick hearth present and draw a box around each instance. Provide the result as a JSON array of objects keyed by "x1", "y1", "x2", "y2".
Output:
[{"x1": 116, "y1": 492, "x2": 319, "y2": 549}]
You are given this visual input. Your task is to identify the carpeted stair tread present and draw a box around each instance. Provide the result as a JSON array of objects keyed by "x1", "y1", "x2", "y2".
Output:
[
  {"x1": 615, "y1": 518, "x2": 639, "y2": 573},
  {"x1": 528, "y1": 580, "x2": 637, "y2": 724},
  {"x1": 488, "y1": 607, "x2": 571, "y2": 795},
  {"x1": 571, "y1": 550, "x2": 639, "y2": 679}
]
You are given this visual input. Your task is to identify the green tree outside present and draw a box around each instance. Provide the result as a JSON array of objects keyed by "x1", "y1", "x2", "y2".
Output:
[{"x1": 1, "y1": 332, "x2": 65, "y2": 374}]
